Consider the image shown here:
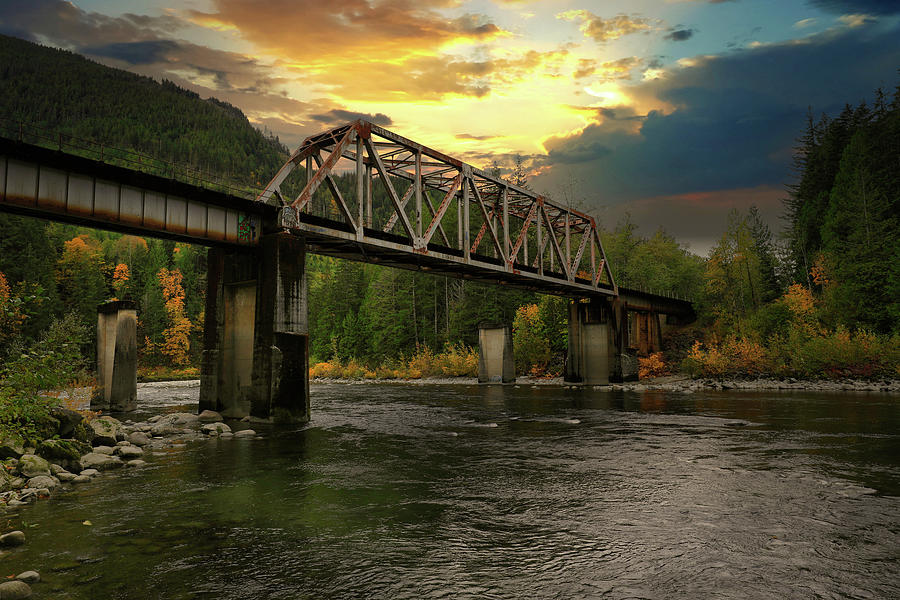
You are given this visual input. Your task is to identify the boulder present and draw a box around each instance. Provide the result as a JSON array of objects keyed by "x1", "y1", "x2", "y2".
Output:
[
  {"x1": 30, "y1": 414, "x2": 61, "y2": 443},
  {"x1": 126, "y1": 460, "x2": 147, "y2": 468},
  {"x1": 0, "y1": 434, "x2": 26, "y2": 459},
  {"x1": 201, "y1": 422, "x2": 231, "y2": 436},
  {"x1": 79, "y1": 453, "x2": 123, "y2": 471},
  {"x1": 0, "y1": 530, "x2": 26, "y2": 547},
  {"x1": 25, "y1": 475, "x2": 59, "y2": 491},
  {"x1": 15, "y1": 571, "x2": 39, "y2": 584},
  {"x1": 72, "y1": 421, "x2": 94, "y2": 445},
  {"x1": 89, "y1": 417, "x2": 123, "y2": 446},
  {"x1": 0, "y1": 469, "x2": 15, "y2": 493},
  {"x1": 50, "y1": 406, "x2": 84, "y2": 437},
  {"x1": 151, "y1": 413, "x2": 200, "y2": 436},
  {"x1": 80, "y1": 468, "x2": 99, "y2": 477},
  {"x1": 92, "y1": 446, "x2": 115, "y2": 456},
  {"x1": 36, "y1": 439, "x2": 90, "y2": 473},
  {"x1": 0, "y1": 580, "x2": 33, "y2": 599},
  {"x1": 127, "y1": 432, "x2": 151, "y2": 446},
  {"x1": 72, "y1": 475, "x2": 91, "y2": 484},
  {"x1": 198, "y1": 410, "x2": 224, "y2": 423},
  {"x1": 114, "y1": 445, "x2": 143, "y2": 459},
  {"x1": 56, "y1": 471, "x2": 76, "y2": 482},
  {"x1": 17, "y1": 455, "x2": 50, "y2": 478},
  {"x1": 234, "y1": 429, "x2": 256, "y2": 438}
]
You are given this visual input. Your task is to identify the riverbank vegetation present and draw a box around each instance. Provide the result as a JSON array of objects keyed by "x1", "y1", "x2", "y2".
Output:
[{"x1": 0, "y1": 35, "x2": 897, "y2": 400}]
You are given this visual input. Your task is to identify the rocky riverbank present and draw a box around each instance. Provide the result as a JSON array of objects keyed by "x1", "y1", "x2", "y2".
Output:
[
  {"x1": 0, "y1": 404, "x2": 260, "y2": 597},
  {"x1": 311, "y1": 374, "x2": 900, "y2": 393}
]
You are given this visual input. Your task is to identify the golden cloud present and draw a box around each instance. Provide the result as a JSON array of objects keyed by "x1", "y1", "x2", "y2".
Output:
[
  {"x1": 557, "y1": 10, "x2": 653, "y2": 43},
  {"x1": 192, "y1": 0, "x2": 509, "y2": 64}
]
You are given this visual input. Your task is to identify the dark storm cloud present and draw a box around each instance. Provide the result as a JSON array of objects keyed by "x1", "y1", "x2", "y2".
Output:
[
  {"x1": 809, "y1": 0, "x2": 900, "y2": 15},
  {"x1": 0, "y1": 0, "x2": 181, "y2": 47},
  {"x1": 310, "y1": 110, "x2": 393, "y2": 127},
  {"x1": 537, "y1": 23, "x2": 900, "y2": 203},
  {"x1": 665, "y1": 29, "x2": 695, "y2": 41},
  {"x1": 82, "y1": 40, "x2": 181, "y2": 65}
]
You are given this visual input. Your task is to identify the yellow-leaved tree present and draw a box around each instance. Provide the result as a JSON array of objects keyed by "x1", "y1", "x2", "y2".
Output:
[{"x1": 158, "y1": 267, "x2": 192, "y2": 366}]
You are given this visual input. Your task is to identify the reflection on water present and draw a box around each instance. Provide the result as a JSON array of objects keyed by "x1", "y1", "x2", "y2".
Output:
[{"x1": 3, "y1": 383, "x2": 899, "y2": 599}]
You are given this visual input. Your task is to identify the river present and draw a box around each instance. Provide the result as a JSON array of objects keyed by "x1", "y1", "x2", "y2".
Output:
[{"x1": 3, "y1": 382, "x2": 899, "y2": 599}]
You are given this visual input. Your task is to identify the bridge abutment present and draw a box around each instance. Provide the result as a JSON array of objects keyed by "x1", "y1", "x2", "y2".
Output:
[
  {"x1": 477, "y1": 323, "x2": 515, "y2": 383},
  {"x1": 200, "y1": 232, "x2": 309, "y2": 423}
]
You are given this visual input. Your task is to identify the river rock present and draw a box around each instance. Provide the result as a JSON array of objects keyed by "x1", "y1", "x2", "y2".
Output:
[
  {"x1": 36, "y1": 439, "x2": 90, "y2": 473},
  {"x1": 126, "y1": 460, "x2": 147, "y2": 467},
  {"x1": 72, "y1": 475, "x2": 91, "y2": 484},
  {"x1": 80, "y1": 468, "x2": 99, "y2": 477},
  {"x1": 0, "y1": 580, "x2": 33, "y2": 599},
  {"x1": 114, "y1": 445, "x2": 143, "y2": 459},
  {"x1": 79, "y1": 453, "x2": 123, "y2": 471},
  {"x1": 17, "y1": 455, "x2": 50, "y2": 478},
  {"x1": 233, "y1": 429, "x2": 256, "y2": 438},
  {"x1": 201, "y1": 422, "x2": 231, "y2": 435},
  {"x1": 56, "y1": 471, "x2": 76, "y2": 482},
  {"x1": 0, "y1": 530, "x2": 25, "y2": 547},
  {"x1": 151, "y1": 413, "x2": 200, "y2": 436},
  {"x1": 148, "y1": 415, "x2": 162, "y2": 424},
  {"x1": 127, "y1": 432, "x2": 151, "y2": 446},
  {"x1": 15, "y1": 571, "x2": 39, "y2": 584},
  {"x1": 89, "y1": 417, "x2": 123, "y2": 446},
  {"x1": 198, "y1": 410, "x2": 224, "y2": 423},
  {"x1": 0, "y1": 469, "x2": 15, "y2": 493},
  {"x1": 0, "y1": 434, "x2": 26, "y2": 459},
  {"x1": 50, "y1": 406, "x2": 84, "y2": 437},
  {"x1": 92, "y1": 446, "x2": 115, "y2": 455},
  {"x1": 26, "y1": 475, "x2": 59, "y2": 491}
]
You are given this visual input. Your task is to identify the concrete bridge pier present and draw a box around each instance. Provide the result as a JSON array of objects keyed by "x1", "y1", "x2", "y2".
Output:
[
  {"x1": 565, "y1": 299, "x2": 612, "y2": 385},
  {"x1": 92, "y1": 300, "x2": 137, "y2": 412},
  {"x1": 477, "y1": 323, "x2": 515, "y2": 383},
  {"x1": 200, "y1": 232, "x2": 309, "y2": 423}
]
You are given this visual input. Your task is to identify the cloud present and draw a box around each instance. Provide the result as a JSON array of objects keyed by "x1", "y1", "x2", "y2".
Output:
[
  {"x1": 309, "y1": 109, "x2": 393, "y2": 126},
  {"x1": 191, "y1": 0, "x2": 509, "y2": 64},
  {"x1": 557, "y1": 10, "x2": 654, "y2": 43},
  {"x1": 456, "y1": 133, "x2": 500, "y2": 141},
  {"x1": 665, "y1": 28, "x2": 695, "y2": 41},
  {"x1": 534, "y1": 22, "x2": 900, "y2": 209},
  {"x1": 808, "y1": 0, "x2": 900, "y2": 15},
  {"x1": 0, "y1": 0, "x2": 183, "y2": 47},
  {"x1": 598, "y1": 185, "x2": 784, "y2": 255}
]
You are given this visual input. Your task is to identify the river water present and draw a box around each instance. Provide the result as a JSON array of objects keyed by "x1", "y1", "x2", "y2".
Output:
[{"x1": 3, "y1": 382, "x2": 899, "y2": 599}]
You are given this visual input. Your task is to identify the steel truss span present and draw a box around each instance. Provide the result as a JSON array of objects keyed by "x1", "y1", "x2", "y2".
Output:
[{"x1": 258, "y1": 120, "x2": 617, "y2": 298}]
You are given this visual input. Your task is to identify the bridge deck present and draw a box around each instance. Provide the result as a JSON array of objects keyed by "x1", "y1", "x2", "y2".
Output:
[{"x1": 0, "y1": 129, "x2": 694, "y2": 319}]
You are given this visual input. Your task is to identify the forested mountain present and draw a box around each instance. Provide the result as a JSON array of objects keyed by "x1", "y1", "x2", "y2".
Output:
[{"x1": 0, "y1": 34, "x2": 286, "y2": 184}]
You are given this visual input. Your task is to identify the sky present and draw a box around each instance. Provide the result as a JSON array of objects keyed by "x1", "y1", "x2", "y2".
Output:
[{"x1": 2, "y1": 0, "x2": 899, "y2": 254}]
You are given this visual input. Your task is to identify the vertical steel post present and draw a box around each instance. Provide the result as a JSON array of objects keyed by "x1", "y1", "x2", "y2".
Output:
[
  {"x1": 502, "y1": 185, "x2": 509, "y2": 268},
  {"x1": 356, "y1": 133, "x2": 364, "y2": 235},
  {"x1": 415, "y1": 150, "x2": 423, "y2": 239}
]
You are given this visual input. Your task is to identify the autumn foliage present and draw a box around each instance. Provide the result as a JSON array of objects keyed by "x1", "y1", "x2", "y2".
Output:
[{"x1": 157, "y1": 268, "x2": 192, "y2": 366}]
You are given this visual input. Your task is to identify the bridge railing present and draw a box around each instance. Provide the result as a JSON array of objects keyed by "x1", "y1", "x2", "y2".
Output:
[
  {"x1": 258, "y1": 120, "x2": 618, "y2": 295},
  {"x1": 0, "y1": 118, "x2": 266, "y2": 201}
]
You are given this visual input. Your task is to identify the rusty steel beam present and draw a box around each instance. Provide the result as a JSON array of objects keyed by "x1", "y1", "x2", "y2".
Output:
[{"x1": 259, "y1": 120, "x2": 617, "y2": 295}]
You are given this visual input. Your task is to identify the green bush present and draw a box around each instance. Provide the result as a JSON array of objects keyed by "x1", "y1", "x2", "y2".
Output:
[{"x1": 0, "y1": 312, "x2": 89, "y2": 444}]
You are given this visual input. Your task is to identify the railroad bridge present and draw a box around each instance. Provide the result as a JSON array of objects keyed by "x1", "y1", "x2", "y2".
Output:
[{"x1": 0, "y1": 120, "x2": 694, "y2": 422}]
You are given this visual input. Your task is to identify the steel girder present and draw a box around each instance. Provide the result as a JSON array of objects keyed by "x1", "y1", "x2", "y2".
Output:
[{"x1": 258, "y1": 120, "x2": 617, "y2": 297}]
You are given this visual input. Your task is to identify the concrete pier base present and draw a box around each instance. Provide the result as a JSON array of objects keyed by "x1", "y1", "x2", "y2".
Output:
[
  {"x1": 92, "y1": 301, "x2": 137, "y2": 412},
  {"x1": 200, "y1": 233, "x2": 309, "y2": 423},
  {"x1": 565, "y1": 300, "x2": 611, "y2": 385},
  {"x1": 477, "y1": 324, "x2": 515, "y2": 383}
]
